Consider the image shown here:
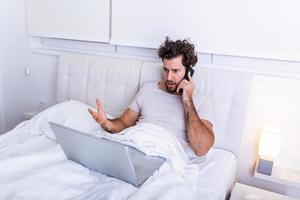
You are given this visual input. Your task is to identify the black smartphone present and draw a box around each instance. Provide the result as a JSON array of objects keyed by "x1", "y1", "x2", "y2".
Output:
[
  {"x1": 179, "y1": 67, "x2": 194, "y2": 94},
  {"x1": 183, "y1": 67, "x2": 194, "y2": 80}
]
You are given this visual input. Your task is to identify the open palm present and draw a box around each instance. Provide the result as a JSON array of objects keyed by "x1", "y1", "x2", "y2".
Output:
[{"x1": 88, "y1": 98, "x2": 108, "y2": 125}]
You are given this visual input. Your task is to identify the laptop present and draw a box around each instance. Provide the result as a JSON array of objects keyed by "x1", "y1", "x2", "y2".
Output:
[{"x1": 49, "y1": 122, "x2": 165, "y2": 187}]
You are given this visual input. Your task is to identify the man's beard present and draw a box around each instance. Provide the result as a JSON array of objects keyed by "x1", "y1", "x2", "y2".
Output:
[{"x1": 166, "y1": 81, "x2": 178, "y2": 93}]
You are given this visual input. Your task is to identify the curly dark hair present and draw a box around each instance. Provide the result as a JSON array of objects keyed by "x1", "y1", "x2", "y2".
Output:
[{"x1": 158, "y1": 36, "x2": 198, "y2": 68}]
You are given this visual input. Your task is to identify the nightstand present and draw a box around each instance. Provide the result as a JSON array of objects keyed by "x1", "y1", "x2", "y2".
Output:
[
  {"x1": 254, "y1": 160, "x2": 300, "y2": 189},
  {"x1": 230, "y1": 183, "x2": 297, "y2": 200}
]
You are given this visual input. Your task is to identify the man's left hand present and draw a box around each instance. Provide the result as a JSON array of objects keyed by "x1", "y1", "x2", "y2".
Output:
[{"x1": 177, "y1": 73, "x2": 195, "y2": 101}]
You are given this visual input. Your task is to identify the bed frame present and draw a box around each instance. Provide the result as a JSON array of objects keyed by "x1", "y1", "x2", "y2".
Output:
[{"x1": 57, "y1": 53, "x2": 252, "y2": 157}]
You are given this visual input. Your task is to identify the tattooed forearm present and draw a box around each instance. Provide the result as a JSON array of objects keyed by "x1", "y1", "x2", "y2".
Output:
[{"x1": 183, "y1": 99, "x2": 214, "y2": 156}]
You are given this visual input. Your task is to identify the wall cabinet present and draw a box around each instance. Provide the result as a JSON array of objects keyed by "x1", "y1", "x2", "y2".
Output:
[
  {"x1": 27, "y1": 0, "x2": 110, "y2": 43},
  {"x1": 27, "y1": 0, "x2": 300, "y2": 61}
]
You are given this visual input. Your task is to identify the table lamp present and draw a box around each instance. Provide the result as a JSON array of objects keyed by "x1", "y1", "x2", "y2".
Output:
[{"x1": 257, "y1": 126, "x2": 282, "y2": 175}]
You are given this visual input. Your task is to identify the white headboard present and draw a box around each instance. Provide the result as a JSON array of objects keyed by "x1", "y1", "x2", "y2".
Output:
[
  {"x1": 57, "y1": 53, "x2": 142, "y2": 117},
  {"x1": 57, "y1": 53, "x2": 252, "y2": 156}
]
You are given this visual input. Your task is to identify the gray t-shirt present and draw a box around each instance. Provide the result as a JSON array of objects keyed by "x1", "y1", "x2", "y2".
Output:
[{"x1": 129, "y1": 82, "x2": 213, "y2": 157}]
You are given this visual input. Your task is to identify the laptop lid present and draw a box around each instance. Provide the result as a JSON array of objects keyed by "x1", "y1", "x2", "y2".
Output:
[
  {"x1": 128, "y1": 147, "x2": 166, "y2": 186},
  {"x1": 49, "y1": 122, "x2": 165, "y2": 187},
  {"x1": 49, "y1": 122, "x2": 138, "y2": 185}
]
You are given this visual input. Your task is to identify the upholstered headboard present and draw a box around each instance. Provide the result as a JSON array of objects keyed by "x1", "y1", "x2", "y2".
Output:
[
  {"x1": 57, "y1": 53, "x2": 142, "y2": 117},
  {"x1": 57, "y1": 53, "x2": 252, "y2": 156}
]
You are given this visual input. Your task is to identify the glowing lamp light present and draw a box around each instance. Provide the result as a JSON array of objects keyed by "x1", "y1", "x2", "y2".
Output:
[{"x1": 257, "y1": 126, "x2": 282, "y2": 175}]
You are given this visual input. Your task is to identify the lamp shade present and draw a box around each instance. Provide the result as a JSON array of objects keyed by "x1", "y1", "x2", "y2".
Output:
[{"x1": 258, "y1": 126, "x2": 282, "y2": 160}]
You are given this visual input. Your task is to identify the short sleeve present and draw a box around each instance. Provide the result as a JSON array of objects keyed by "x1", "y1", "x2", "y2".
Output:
[
  {"x1": 196, "y1": 96, "x2": 214, "y2": 125},
  {"x1": 128, "y1": 86, "x2": 144, "y2": 113}
]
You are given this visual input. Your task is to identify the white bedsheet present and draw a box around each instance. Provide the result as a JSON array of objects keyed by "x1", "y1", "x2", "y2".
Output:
[{"x1": 0, "y1": 121, "x2": 236, "y2": 200}]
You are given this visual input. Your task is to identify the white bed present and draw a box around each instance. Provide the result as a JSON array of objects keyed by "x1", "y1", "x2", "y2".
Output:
[{"x1": 0, "y1": 53, "x2": 252, "y2": 200}]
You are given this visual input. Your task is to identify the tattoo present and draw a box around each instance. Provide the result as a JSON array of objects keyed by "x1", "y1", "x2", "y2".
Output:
[
  {"x1": 183, "y1": 99, "x2": 214, "y2": 155},
  {"x1": 184, "y1": 101, "x2": 190, "y2": 129},
  {"x1": 184, "y1": 99, "x2": 203, "y2": 139}
]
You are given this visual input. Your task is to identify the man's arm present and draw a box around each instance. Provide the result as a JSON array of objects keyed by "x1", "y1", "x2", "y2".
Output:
[
  {"x1": 183, "y1": 99, "x2": 214, "y2": 156},
  {"x1": 177, "y1": 74, "x2": 214, "y2": 156},
  {"x1": 88, "y1": 99, "x2": 139, "y2": 133}
]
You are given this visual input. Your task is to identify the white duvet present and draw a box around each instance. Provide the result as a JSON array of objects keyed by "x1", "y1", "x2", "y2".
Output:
[{"x1": 0, "y1": 100, "x2": 235, "y2": 200}]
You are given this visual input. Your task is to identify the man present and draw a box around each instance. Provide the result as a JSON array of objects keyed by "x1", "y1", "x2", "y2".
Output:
[{"x1": 88, "y1": 37, "x2": 214, "y2": 157}]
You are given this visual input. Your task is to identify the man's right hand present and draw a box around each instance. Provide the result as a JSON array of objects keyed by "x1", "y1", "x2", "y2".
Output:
[{"x1": 88, "y1": 99, "x2": 110, "y2": 130}]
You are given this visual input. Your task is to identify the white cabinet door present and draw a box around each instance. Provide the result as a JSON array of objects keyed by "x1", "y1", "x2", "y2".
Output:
[
  {"x1": 27, "y1": 0, "x2": 110, "y2": 43},
  {"x1": 111, "y1": 0, "x2": 300, "y2": 61},
  {"x1": 111, "y1": 0, "x2": 197, "y2": 49},
  {"x1": 111, "y1": 0, "x2": 241, "y2": 52}
]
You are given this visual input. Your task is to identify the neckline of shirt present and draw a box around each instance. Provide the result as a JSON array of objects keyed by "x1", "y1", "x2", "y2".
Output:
[{"x1": 155, "y1": 82, "x2": 182, "y2": 98}]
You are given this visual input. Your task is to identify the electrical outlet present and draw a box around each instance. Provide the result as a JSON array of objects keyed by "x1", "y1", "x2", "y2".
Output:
[{"x1": 25, "y1": 67, "x2": 31, "y2": 76}]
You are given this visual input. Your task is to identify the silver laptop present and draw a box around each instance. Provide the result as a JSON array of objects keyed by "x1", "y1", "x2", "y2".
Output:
[{"x1": 49, "y1": 122, "x2": 165, "y2": 187}]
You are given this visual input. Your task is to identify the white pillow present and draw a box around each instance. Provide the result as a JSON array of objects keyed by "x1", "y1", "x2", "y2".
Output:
[{"x1": 28, "y1": 100, "x2": 114, "y2": 140}]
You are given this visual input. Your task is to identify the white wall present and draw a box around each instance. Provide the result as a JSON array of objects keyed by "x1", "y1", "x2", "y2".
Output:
[
  {"x1": 0, "y1": 64, "x2": 5, "y2": 133},
  {"x1": 0, "y1": 2, "x2": 5, "y2": 132},
  {"x1": 0, "y1": 1, "x2": 7, "y2": 133},
  {"x1": 237, "y1": 76, "x2": 300, "y2": 197},
  {"x1": 0, "y1": 0, "x2": 32, "y2": 133}
]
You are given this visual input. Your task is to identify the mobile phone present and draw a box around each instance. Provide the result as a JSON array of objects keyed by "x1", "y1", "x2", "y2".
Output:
[
  {"x1": 183, "y1": 67, "x2": 194, "y2": 80},
  {"x1": 179, "y1": 67, "x2": 194, "y2": 94}
]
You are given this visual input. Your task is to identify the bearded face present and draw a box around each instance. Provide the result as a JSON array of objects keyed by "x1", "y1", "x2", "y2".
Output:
[{"x1": 162, "y1": 55, "x2": 186, "y2": 94}]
